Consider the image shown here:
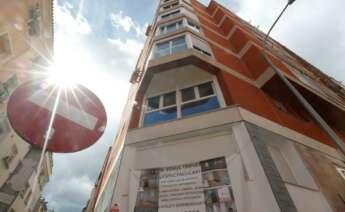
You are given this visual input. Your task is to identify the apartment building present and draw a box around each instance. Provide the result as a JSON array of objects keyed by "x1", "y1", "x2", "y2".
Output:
[
  {"x1": 89, "y1": 0, "x2": 345, "y2": 211},
  {"x1": 0, "y1": 0, "x2": 53, "y2": 211}
]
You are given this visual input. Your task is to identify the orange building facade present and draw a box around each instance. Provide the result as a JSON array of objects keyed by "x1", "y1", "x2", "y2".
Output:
[{"x1": 88, "y1": 1, "x2": 345, "y2": 211}]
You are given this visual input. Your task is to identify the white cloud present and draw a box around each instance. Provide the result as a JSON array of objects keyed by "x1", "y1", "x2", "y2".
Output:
[
  {"x1": 231, "y1": 0, "x2": 345, "y2": 82},
  {"x1": 110, "y1": 11, "x2": 147, "y2": 37},
  {"x1": 107, "y1": 38, "x2": 143, "y2": 58},
  {"x1": 54, "y1": 2, "x2": 91, "y2": 36}
]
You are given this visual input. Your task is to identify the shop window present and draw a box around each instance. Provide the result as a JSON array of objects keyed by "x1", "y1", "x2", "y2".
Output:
[
  {"x1": 0, "y1": 33, "x2": 12, "y2": 61},
  {"x1": 27, "y1": 4, "x2": 41, "y2": 36},
  {"x1": 160, "y1": 9, "x2": 180, "y2": 20},
  {"x1": 143, "y1": 81, "x2": 220, "y2": 126},
  {"x1": 158, "y1": 20, "x2": 183, "y2": 35},
  {"x1": 153, "y1": 36, "x2": 187, "y2": 58}
]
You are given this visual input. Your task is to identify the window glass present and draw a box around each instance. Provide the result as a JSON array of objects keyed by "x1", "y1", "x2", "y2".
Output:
[
  {"x1": 181, "y1": 96, "x2": 219, "y2": 117},
  {"x1": 161, "y1": 14, "x2": 170, "y2": 19},
  {"x1": 166, "y1": 23, "x2": 177, "y2": 33},
  {"x1": 171, "y1": 36, "x2": 187, "y2": 54},
  {"x1": 144, "y1": 81, "x2": 221, "y2": 125},
  {"x1": 171, "y1": 10, "x2": 180, "y2": 16},
  {"x1": 144, "y1": 107, "x2": 177, "y2": 126},
  {"x1": 198, "y1": 82, "x2": 214, "y2": 97},
  {"x1": 155, "y1": 41, "x2": 170, "y2": 58},
  {"x1": 161, "y1": 10, "x2": 180, "y2": 19},
  {"x1": 181, "y1": 87, "x2": 195, "y2": 102},
  {"x1": 163, "y1": 92, "x2": 176, "y2": 106},
  {"x1": 147, "y1": 96, "x2": 160, "y2": 111}
]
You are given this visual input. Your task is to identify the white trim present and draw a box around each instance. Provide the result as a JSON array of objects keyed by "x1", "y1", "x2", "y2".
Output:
[
  {"x1": 212, "y1": 75, "x2": 226, "y2": 107},
  {"x1": 238, "y1": 41, "x2": 252, "y2": 58},
  {"x1": 211, "y1": 6, "x2": 219, "y2": 18},
  {"x1": 256, "y1": 67, "x2": 275, "y2": 88},
  {"x1": 226, "y1": 25, "x2": 237, "y2": 40},
  {"x1": 217, "y1": 14, "x2": 227, "y2": 27}
]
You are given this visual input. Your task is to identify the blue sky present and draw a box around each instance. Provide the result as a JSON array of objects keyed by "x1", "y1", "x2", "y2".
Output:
[{"x1": 43, "y1": 0, "x2": 345, "y2": 211}]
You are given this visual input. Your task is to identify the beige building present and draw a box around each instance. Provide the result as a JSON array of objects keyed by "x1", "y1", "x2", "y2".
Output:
[{"x1": 0, "y1": 0, "x2": 53, "y2": 211}]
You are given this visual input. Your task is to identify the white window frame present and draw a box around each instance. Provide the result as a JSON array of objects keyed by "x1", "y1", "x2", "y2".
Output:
[
  {"x1": 153, "y1": 35, "x2": 188, "y2": 59},
  {"x1": 160, "y1": 9, "x2": 181, "y2": 20},
  {"x1": 157, "y1": 20, "x2": 183, "y2": 36},
  {"x1": 156, "y1": 17, "x2": 202, "y2": 36},
  {"x1": 141, "y1": 78, "x2": 224, "y2": 126},
  {"x1": 152, "y1": 33, "x2": 213, "y2": 59},
  {"x1": 161, "y1": 1, "x2": 179, "y2": 11}
]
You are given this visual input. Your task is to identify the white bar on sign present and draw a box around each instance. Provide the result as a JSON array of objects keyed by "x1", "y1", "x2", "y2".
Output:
[{"x1": 28, "y1": 91, "x2": 98, "y2": 130}]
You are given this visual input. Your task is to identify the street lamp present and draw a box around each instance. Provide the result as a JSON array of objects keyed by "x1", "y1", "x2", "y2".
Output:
[{"x1": 261, "y1": 0, "x2": 345, "y2": 155}]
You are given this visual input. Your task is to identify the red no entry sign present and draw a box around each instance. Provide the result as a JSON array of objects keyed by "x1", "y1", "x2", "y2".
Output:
[{"x1": 7, "y1": 80, "x2": 107, "y2": 153}]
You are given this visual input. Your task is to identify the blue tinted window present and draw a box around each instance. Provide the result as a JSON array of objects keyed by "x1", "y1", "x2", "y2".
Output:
[
  {"x1": 143, "y1": 107, "x2": 177, "y2": 126},
  {"x1": 181, "y1": 96, "x2": 219, "y2": 117}
]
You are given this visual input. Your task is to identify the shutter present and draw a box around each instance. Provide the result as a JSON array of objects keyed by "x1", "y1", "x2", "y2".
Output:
[{"x1": 191, "y1": 37, "x2": 211, "y2": 55}]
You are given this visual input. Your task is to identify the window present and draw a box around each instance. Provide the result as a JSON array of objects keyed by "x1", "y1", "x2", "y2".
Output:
[
  {"x1": 180, "y1": 82, "x2": 219, "y2": 117},
  {"x1": 0, "y1": 83, "x2": 9, "y2": 102},
  {"x1": 2, "y1": 145, "x2": 18, "y2": 169},
  {"x1": 162, "y1": 1, "x2": 179, "y2": 10},
  {"x1": 160, "y1": 10, "x2": 180, "y2": 20},
  {"x1": 143, "y1": 81, "x2": 220, "y2": 126},
  {"x1": 0, "y1": 74, "x2": 18, "y2": 102},
  {"x1": 153, "y1": 36, "x2": 187, "y2": 58},
  {"x1": 0, "y1": 114, "x2": 10, "y2": 139},
  {"x1": 4, "y1": 74, "x2": 18, "y2": 94},
  {"x1": 187, "y1": 20, "x2": 200, "y2": 33},
  {"x1": 144, "y1": 92, "x2": 177, "y2": 126},
  {"x1": 0, "y1": 33, "x2": 12, "y2": 61},
  {"x1": 158, "y1": 20, "x2": 183, "y2": 35},
  {"x1": 27, "y1": 4, "x2": 41, "y2": 36}
]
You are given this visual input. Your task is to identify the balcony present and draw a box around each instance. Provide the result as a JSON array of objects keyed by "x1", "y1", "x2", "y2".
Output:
[{"x1": 151, "y1": 32, "x2": 212, "y2": 61}]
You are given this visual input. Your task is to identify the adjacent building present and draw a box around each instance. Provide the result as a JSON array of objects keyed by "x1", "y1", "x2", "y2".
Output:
[
  {"x1": 0, "y1": 0, "x2": 54, "y2": 211},
  {"x1": 89, "y1": 0, "x2": 345, "y2": 211}
]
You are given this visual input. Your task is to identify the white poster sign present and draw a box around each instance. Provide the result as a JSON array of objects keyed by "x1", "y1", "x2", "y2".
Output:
[{"x1": 134, "y1": 157, "x2": 236, "y2": 212}]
